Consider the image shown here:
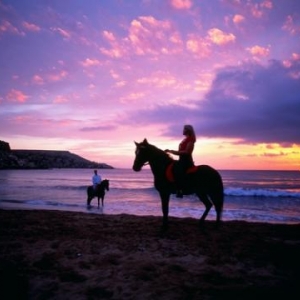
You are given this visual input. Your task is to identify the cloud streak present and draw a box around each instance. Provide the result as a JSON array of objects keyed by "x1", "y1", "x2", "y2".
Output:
[{"x1": 124, "y1": 59, "x2": 300, "y2": 145}]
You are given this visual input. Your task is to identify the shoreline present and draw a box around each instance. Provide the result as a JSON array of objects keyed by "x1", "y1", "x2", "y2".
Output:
[
  {"x1": 1, "y1": 204, "x2": 299, "y2": 225},
  {"x1": 1, "y1": 209, "x2": 300, "y2": 299}
]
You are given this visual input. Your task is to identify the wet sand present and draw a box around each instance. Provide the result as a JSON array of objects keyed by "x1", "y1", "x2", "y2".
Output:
[{"x1": 0, "y1": 209, "x2": 299, "y2": 299}]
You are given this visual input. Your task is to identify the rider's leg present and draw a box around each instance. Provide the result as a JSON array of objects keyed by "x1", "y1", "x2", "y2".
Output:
[{"x1": 173, "y1": 162, "x2": 184, "y2": 198}]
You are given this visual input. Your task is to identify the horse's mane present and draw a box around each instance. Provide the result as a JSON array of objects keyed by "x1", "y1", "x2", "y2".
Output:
[{"x1": 147, "y1": 143, "x2": 174, "y2": 163}]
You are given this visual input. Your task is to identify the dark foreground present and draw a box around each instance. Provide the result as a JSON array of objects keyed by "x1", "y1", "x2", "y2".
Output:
[{"x1": 0, "y1": 210, "x2": 299, "y2": 299}]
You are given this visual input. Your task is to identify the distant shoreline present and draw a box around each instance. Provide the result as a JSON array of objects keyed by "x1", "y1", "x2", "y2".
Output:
[{"x1": 0, "y1": 140, "x2": 114, "y2": 169}]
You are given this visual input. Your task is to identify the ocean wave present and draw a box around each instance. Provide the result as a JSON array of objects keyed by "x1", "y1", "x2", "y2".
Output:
[
  {"x1": 40, "y1": 185, "x2": 91, "y2": 191},
  {"x1": 113, "y1": 186, "x2": 300, "y2": 198},
  {"x1": 13, "y1": 184, "x2": 300, "y2": 199},
  {"x1": 0, "y1": 199, "x2": 84, "y2": 208},
  {"x1": 225, "y1": 187, "x2": 300, "y2": 198}
]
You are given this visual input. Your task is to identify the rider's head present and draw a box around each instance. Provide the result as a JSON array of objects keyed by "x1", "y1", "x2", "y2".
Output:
[{"x1": 183, "y1": 124, "x2": 196, "y2": 140}]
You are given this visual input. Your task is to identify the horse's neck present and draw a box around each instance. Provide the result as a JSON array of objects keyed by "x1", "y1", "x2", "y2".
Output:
[
  {"x1": 149, "y1": 149, "x2": 172, "y2": 176},
  {"x1": 97, "y1": 181, "x2": 104, "y2": 189}
]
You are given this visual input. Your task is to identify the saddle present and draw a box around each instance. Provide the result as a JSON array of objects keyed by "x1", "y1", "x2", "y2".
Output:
[{"x1": 166, "y1": 162, "x2": 198, "y2": 183}]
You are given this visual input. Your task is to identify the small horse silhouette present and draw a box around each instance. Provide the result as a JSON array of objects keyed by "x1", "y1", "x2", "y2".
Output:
[
  {"x1": 87, "y1": 179, "x2": 110, "y2": 208},
  {"x1": 133, "y1": 139, "x2": 224, "y2": 229}
]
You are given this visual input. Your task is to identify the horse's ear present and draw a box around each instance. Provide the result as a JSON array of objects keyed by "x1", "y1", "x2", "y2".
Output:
[
  {"x1": 143, "y1": 138, "x2": 148, "y2": 144},
  {"x1": 134, "y1": 141, "x2": 138, "y2": 146}
]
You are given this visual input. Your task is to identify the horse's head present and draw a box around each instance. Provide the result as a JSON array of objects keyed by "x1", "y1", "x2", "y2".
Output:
[
  {"x1": 103, "y1": 179, "x2": 110, "y2": 191},
  {"x1": 133, "y1": 138, "x2": 150, "y2": 172}
]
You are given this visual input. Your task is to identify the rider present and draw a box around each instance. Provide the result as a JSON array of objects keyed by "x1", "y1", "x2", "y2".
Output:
[
  {"x1": 92, "y1": 170, "x2": 102, "y2": 190},
  {"x1": 165, "y1": 124, "x2": 196, "y2": 198}
]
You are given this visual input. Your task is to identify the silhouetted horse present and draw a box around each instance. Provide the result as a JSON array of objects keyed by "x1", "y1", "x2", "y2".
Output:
[
  {"x1": 133, "y1": 139, "x2": 224, "y2": 229},
  {"x1": 87, "y1": 179, "x2": 110, "y2": 208}
]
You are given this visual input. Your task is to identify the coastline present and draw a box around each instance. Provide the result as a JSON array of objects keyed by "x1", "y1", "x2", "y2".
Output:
[{"x1": 1, "y1": 209, "x2": 300, "y2": 299}]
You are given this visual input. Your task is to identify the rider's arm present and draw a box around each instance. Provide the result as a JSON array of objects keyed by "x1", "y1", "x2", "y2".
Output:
[{"x1": 167, "y1": 141, "x2": 194, "y2": 156}]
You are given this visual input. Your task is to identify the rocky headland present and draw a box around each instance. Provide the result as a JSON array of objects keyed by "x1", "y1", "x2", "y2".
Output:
[{"x1": 0, "y1": 140, "x2": 113, "y2": 169}]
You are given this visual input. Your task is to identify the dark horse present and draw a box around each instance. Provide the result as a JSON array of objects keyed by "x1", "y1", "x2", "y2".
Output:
[
  {"x1": 133, "y1": 139, "x2": 224, "y2": 229},
  {"x1": 87, "y1": 179, "x2": 110, "y2": 208}
]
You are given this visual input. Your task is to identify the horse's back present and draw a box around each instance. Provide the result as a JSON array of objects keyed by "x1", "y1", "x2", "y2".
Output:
[{"x1": 194, "y1": 165, "x2": 223, "y2": 190}]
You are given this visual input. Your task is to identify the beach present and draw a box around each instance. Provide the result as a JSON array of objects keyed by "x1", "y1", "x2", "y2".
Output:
[{"x1": 0, "y1": 210, "x2": 299, "y2": 299}]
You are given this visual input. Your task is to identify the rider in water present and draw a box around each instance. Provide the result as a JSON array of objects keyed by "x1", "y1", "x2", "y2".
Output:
[{"x1": 165, "y1": 124, "x2": 196, "y2": 198}]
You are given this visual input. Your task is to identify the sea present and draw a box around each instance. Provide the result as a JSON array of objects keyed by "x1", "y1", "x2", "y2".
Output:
[{"x1": 0, "y1": 168, "x2": 300, "y2": 224}]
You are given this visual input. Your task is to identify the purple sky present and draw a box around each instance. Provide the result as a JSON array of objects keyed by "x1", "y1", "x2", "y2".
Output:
[{"x1": 1, "y1": 0, "x2": 300, "y2": 169}]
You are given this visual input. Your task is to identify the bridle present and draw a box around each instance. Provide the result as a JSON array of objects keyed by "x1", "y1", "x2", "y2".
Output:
[{"x1": 134, "y1": 146, "x2": 150, "y2": 170}]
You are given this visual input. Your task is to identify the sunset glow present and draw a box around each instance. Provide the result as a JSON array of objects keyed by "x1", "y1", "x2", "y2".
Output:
[{"x1": 1, "y1": 0, "x2": 299, "y2": 170}]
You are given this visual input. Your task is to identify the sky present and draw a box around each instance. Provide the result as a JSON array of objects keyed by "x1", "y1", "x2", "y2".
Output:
[{"x1": 1, "y1": 0, "x2": 300, "y2": 170}]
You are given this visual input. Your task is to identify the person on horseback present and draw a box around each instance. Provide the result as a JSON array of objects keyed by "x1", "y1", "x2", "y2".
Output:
[
  {"x1": 92, "y1": 170, "x2": 102, "y2": 190},
  {"x1": 165, "y1": 124, "x2": 196, "y2": 198}
]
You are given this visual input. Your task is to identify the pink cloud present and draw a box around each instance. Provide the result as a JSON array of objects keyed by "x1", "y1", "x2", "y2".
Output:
[
  {"x1": 283, "y1": 53, "x2": 300, "y2": 68},
  {"x1": 100, "y1": 30, "x2": 126, "y2": 58},
  {"x1": 100, "y1": 46, "x2": 124, "y2": 58},
  {"x1": 53, "y1": 95, "x2": 68, "y2": 103},
  {"x1": 247, "y1": 45, "x2": 270, "y2": 57},
  {"x1": 233, "y1": 14, "x2": 245, "y2": 24},
  {"x1": 128, "y1": 16, "x2": 180, "y2": 55},
  {"x1": 110, "y1": 70, "x2": 120, "y2": 79},
  {"x1": 6, "y1": 89, "x2": 29, "y2": 103},
  {"x1": 103, "y1": 30, "x2": 116, "y2": 42},
  {"x1": 31, "y1": 70, "x2": 68, "y2": 85},
  {"x1": 207, "y1": 28, "x2": 236, "y2": 45},
  {"x1": 137, "y1": 72, "x2": 177, "y2": 88},
  {"x1": 120, "y1": 92, "x2": 145, "y2": 103},
  {"x1": 250, "y1": 4, "x2": 263, "y2": 18},
  {"x1": 22, "y1": 21, "x2": 40, "y2": 32},
  {"x1": 169, "y1": 0, "x2": 193, "y2": 10},
  {"x1": 282, "y1": 15, "x2": 300, "y2": 35},
  {"x1": 186, "y1": 34, "x2": 211, "y2": 57},
  {"x1": 100, "y1": 16, "x2": 182, "y2": 58},
  {"x1": 51, "y1": 27, "x2": 71, "y2": 39},
  {"x1": 0, "y1": 20, "x2": 24, "y2": 36},
  {"x1": 247, "y1": 0, "x2": 272, "y2": 18},
  {"x1": 32, "y1": 75, "x2": 44, "y2": 85},
  {"x1": 80, "y1": 58, "x2": 101, "y2": 67},
  {"x1": 225, "y1": 0, "x2": 273, "y2": 19},
  {"x1": 292, "y1": 53, "x2": 300, "y2": 60},
  {"x1": 261, "y1": 0, "x2": 273, "y2": 9},
  {"x1": 48, "y1": 70, "x2": 68, "y2": 82}
]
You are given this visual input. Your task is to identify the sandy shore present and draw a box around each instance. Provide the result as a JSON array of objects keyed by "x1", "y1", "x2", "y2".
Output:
[{"x1": 0, "y1": 210, "x2": 299, "y2": 299}]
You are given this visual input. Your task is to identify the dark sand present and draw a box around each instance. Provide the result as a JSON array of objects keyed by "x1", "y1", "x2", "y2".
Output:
[{"x1": 0, "y1": 209, "x2": 299, "y2": 299}]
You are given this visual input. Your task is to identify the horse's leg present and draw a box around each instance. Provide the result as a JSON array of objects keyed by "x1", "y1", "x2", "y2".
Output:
[
  {"x1": 101, "y1": 196, "x2": 104, "y2": 207},
  {"x1": 87, "y1": 195, "x2": 93, "y2": 206},
  {"x1": 210, "y1": 191, "x2": 223, "y2": 226},
  {"x1": 87, "y1": 189, "x2": 91, "y2": 206},
  {"x1": 159, "y1": 190, "x2": 170, "y2": 229},
  {"x1": 196, "y1": 193, "x2": 212, "y2": 225}
]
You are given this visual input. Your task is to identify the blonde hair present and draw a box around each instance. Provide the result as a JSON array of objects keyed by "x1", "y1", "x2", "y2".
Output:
[{"x1": 184, "y1": 124, "x2": 196, "y2": 141}]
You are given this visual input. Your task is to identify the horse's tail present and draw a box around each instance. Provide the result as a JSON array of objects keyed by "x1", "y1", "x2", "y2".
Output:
[{"x1": 212, "y1": 171, "x2": 224, "y2": 221}]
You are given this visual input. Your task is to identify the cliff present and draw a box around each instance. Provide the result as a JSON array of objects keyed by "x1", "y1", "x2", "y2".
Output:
[{"x1": 0, "y1": 140, "x2": 114, "y2": 169}]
